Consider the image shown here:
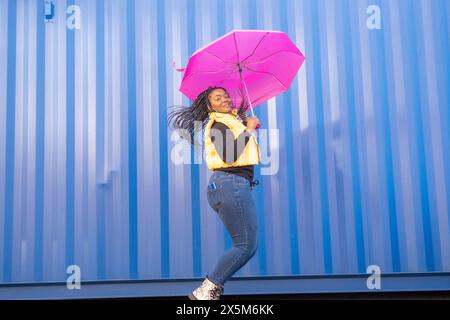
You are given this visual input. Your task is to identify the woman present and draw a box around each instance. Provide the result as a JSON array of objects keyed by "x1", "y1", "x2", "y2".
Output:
[{"x1": 167, "y1": 86, "x2": 261, "y2": 300}]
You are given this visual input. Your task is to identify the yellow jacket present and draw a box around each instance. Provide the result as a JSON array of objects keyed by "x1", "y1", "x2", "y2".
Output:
[{"x1": 204, "y1": 111, "x2": 260, "y2": 170}]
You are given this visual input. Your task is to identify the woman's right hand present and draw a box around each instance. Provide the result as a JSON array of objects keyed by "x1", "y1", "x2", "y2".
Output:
[{"x1": 246, "y1": 116, "x2": 260, "y2": 131}]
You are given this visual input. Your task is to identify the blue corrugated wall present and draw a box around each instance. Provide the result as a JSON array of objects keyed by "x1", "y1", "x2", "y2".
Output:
[{"x1": 0, "y1": 0, "x2": 449, "y2": 285}]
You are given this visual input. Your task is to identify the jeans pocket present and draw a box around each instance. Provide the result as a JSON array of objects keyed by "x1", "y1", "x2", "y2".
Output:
[
  {"x1": 235, "y1": 176, "x2": 250, "y2": 188},
  {"x1": 207, "y1": 184, "x2": 223, "y2": 212}
]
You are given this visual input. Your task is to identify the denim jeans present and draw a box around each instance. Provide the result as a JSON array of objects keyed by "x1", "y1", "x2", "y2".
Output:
[{"x1": 206, "y1": 171, "x2": 258, "y2": 286}]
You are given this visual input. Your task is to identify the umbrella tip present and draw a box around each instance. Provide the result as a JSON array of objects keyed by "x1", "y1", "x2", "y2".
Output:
[{"x1": 172, "y1": 61, "x2": 185, "y2": 72}]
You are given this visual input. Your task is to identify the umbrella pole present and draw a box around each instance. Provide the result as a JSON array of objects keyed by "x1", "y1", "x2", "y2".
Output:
[{"x1": 242, "y1": 79, "x2": 255, "y2": 117}]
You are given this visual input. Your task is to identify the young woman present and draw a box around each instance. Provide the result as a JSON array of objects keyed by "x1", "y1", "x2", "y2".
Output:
[{"x1": 168, "y1": 86, "x2": 261, "y2": 300}]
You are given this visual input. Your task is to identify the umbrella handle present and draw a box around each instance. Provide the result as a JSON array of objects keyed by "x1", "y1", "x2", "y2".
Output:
[
  {"x1": 242, "y1": 80, "x2": 260, "y2": 129},
  {"x1": 242, "y1": 79, "x2": 255, "y2": 117}
]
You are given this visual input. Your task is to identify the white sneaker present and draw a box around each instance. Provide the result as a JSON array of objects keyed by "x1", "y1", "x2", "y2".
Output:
[{"x1": 188, "y1": 277, "x2": 224, "y2": 300}]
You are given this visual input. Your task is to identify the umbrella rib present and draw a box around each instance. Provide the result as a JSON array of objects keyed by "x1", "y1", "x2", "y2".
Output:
[
  {"x1": 203, "y1": 50, "x2": 233, "y2": 65},
  {"x1": 233, "y1": 32, "x2": 241, "y2": 64},
  {"x1": 181, "y1": 67, "x2": 237, "y2": 85},
  {"x1": 240, "y1": 32, "x2": 270, "y2": 64},
  {"x1": 217, "y1": 68, "x2": 239, "y2": 87},
  {"x1": 182, "y1": 71, "x2": 225, "y2": 84},
  {"x1": 250, "y1": 94, "x2": 268, "y2": 105},
  {"x1": 245, "y1": 50, "x2": 300, "y2": 66},
  {"x1": 244, "y1": 66, "x2": 288, "y2": 90}
]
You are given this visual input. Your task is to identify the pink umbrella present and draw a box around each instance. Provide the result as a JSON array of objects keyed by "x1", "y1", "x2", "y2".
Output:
[{"x1": 179, "y1": 29, "x2": 305, "y2": 116}]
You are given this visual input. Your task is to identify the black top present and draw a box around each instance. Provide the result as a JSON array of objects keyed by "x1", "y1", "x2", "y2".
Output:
[{"x1": 210, "y1": 121, "x2": 254, "y2": 182}]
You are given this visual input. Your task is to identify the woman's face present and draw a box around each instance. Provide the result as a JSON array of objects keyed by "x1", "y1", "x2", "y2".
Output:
[{"x1": 208, "y1": 88, "x2": 232, "y2": 113}]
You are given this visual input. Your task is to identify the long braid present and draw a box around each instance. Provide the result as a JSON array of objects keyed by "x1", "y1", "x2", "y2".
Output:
[
  {"x1": 167, "y1": 86, "x2": 219, "y2": 144},
  {"x1": 167, "y1": 86, "x2": 249, "y2": 145}
]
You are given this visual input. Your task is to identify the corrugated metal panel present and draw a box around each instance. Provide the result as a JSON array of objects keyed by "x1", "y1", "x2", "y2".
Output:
[{"x1": 0, "y1": 0, "x2": 449, "y2": 286}]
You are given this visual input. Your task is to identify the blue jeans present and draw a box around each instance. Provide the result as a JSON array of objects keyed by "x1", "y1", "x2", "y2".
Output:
[{"x1": 206, "y1": 171, "x2": 258, "y2": 286}]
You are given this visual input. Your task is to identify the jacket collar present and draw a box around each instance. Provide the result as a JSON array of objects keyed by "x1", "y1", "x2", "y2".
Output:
[{"x1": 209, "y1": 110, "x2": 238, "y2": 120}]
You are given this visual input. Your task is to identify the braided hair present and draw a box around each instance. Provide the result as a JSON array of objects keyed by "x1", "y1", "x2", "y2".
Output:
[{"x1": 167, "y1": 86, "x2": 249, "y2": 145}]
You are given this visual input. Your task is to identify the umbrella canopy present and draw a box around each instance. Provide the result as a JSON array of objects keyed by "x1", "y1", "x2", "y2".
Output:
[{"x1": 179, "y1": 29, "x2": 305, "y2": 115}]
